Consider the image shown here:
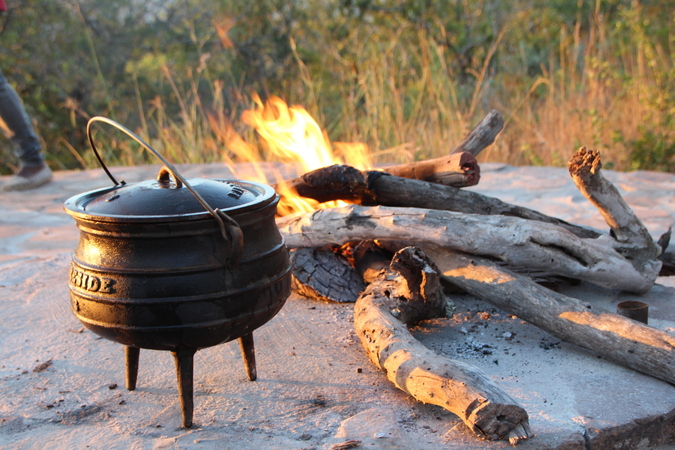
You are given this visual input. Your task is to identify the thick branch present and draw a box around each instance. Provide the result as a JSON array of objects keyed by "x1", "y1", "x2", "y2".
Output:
[
  {"x1": 371, "y1": 175, "x2": 599, "y2": 238},
  {"x1": 283, "y1": 166, "x2": 598, "y2": 239},
  {"x1": 568, "y1": 147, "x2": 661, "y2": 269},
  {"x1": 450, "y1": 110, "x2": 504, "y2": 157},
  {"x1": 284, "y1": 165, "x2": 379, "y2": 204},
  {"x1": 354, "y1": 247, "x2": 532, "y2": 443},
  {"x1": 380, "y1": 152, "x2": 480, "y2": 187},
  {"x1": 426, "y1": 248, "x2": 675, "y2": 386},
  {"x1": 276, "y1": 205, "x2": 660, "y2": 294}
]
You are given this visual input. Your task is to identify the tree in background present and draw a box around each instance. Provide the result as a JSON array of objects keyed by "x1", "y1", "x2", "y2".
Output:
[{"x1": 0, "y1": 0, "x2": 673, "y2": 172}]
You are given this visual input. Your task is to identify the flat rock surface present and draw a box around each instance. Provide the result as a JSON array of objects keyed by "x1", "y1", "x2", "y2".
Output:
[{"x1": 1, "y1": 162, "x2": 674, "y2": 449}]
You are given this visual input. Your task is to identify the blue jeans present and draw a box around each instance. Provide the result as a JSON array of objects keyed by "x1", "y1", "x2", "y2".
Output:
[{"x1": 0, "y1": 68, "x2": 44, "y2": 167}]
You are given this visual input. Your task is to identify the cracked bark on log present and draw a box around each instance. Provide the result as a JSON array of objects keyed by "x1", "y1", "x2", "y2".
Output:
[
  {"x1": 354, "y1": 247, "x2": 533, "y2": 444},
  {"x1": 426, "y1": 248, "x2": 675, "y2": 386},
  {"x1": 374, "y1": 240, "x2": 582, "y2": 290},
  {"x1": 290, "y1": 246, "x2": 365, "y2": 303},
  {"x1": 277, "y1": 205, "x2": 658, "y2": 293}
]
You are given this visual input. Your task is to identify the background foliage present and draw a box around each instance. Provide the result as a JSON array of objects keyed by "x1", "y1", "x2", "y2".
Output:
[{"x1": 0, "y1": 0, "x2": 673, "y2": 174}]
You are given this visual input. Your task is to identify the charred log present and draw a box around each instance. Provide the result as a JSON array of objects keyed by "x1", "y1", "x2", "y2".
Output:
[
  {"x1": 352, "y1": 240, "x2": 394, "y2": 284},
  {"x1": 290, "y1": 246, "x2": 365, "y2": 303}
]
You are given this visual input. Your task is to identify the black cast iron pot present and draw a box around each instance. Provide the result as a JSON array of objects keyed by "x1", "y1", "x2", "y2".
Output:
[{"x1": 64, "y1": 117, "x2": 292, "y2": 427}]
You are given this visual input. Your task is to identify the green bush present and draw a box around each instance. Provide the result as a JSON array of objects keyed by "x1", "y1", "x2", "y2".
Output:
[
  {"x1": 629, "y1": 129, "x2": 675, "y2": 172},
  {"x1": 0, "y1": 0, "x2": 674, "y2": 173}
]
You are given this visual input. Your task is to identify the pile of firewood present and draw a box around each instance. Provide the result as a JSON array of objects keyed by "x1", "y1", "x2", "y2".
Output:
[{"x1": 273, "y1": 111, "x2": 675, "y2": 445}]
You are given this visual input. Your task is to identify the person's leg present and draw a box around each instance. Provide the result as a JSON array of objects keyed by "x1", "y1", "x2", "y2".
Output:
[
  {"x1": 0, "y1": 68, "x2": 51, "y2": 191},
  {"x1": 0, "y1": 68, "x2": 44, "y2": 166}
]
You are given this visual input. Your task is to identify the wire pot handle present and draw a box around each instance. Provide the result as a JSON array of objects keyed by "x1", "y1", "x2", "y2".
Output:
[{"x1": 86, "y1": 116, "x2": 244, "y2": 267}]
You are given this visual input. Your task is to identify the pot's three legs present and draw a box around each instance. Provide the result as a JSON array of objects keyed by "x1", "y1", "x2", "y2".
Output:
[
  {"x1": 125, "y1": 346, "x2": 140, "y2": 390},
  {"x1": 238, "y1": 332, "x2": 257, "y2": 381},
  {"x1": 172, "y1": 348, "x2": 196, "y2": 428},
  {"x1": 124, "y1": 337, "x2": 255, "y2": 429}
]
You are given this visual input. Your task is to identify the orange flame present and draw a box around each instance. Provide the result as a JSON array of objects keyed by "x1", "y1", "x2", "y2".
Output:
[
  {"x1": 215, "y1": 94, "x2": 372, "y2": 216},
  {"x1": 243, "y1": 95, "x2": 336, "y2": 171}
]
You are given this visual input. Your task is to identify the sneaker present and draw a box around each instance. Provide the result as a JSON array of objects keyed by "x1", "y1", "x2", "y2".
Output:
[{"x1": 2, "y1": 164, "x2": 53, "y2": 192}]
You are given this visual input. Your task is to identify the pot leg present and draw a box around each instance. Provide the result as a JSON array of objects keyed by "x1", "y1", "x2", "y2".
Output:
[
  {"x1": 125, "y1": 346, "x2": 140, "y2": 390},
  {"x1": 238, "y1": 332, "x2": 257, "y2": 381},
  {"x1": 172, "y1": 348, "x2": 196, "y2": 428}
]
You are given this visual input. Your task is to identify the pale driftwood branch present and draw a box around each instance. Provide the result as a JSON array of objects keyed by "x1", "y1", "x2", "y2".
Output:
[
  {"x1": 426, "y1": 248, "x2": 675, "y2": 386},
  {"x1": 354, "y1": 247, "x2": 532, "y2": 444},
  {"x1": 276, "y1": 205, "x2": 659, "y2": 294},
  {"x1": 373, "y1": 240, "x2": 583, "y2": 289},
  {"x1": 380, "y1": 152, "x2": 480, "y2": 187},
  {"x1": 568, "y1": 147, "x2": 662, "y2": 271},
  {"x1": 370, "y1": 175, "x2": 599, "y2": 238},
  {"x1": 450, "y1": 110, "x2": 504, "y2": 157},
  {"x1": 282, "y1": 166, "x2": 599, "y2": 239}
]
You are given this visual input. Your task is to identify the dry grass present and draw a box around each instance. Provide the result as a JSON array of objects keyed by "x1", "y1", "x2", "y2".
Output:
[{"x1": 86, "y1": 4, "x2": 673, "y2": 173}]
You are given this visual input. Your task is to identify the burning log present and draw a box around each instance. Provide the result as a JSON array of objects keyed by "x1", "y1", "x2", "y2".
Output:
[
  {"x1": 290, "y1": 241, "x2": 396, "y2": 303},
  {"x1": 284, "y1": 166, "x2": 598, "y2": 239},
  {"x1": 425, "y1": 248, "x2": 675, "y2": 386},
  {"x1": 276, "y1": 205, "x2": 658, "y2": 294},
  {"x1": 354, "y1": 246, "x2": 533, "y2": 444},
  {"x1": 380, "y1": 151, "x2": 480, "y2": 187},
  {"x1": 275, "y1": 110, "x2": 501, "y2": 193},
  {"x1": 357, "y1": 110, "x2": 503, "y2": 187}
]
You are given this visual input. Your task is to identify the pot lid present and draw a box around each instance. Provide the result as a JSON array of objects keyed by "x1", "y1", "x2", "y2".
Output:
[{"x1": 64, "y1": 175, "x2": 276, "y2": 220}]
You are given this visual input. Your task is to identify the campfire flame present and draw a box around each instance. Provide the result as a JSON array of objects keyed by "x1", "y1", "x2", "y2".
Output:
[
  {"x1": 218, "y1": 94, "x2": 372, "y2": 216},
  {"x1": 243, "y1": 95, "x2": 336, "y2": 171}
]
